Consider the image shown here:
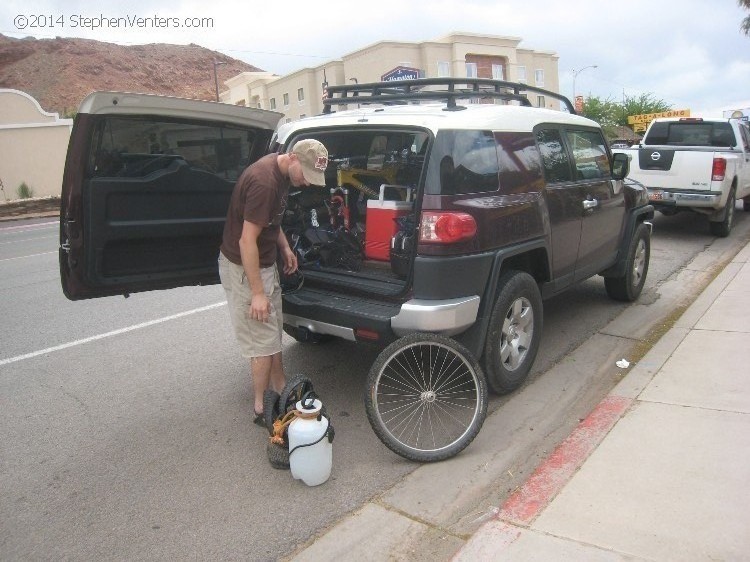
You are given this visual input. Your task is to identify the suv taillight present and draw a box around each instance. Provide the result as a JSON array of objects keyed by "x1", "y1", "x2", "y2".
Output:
[
  {"x1": 712, "y1": 157, "x2": 726, "y2": 181},
  {"x1": 419, "y1": 212, "x2": 477, "y2": 244}
]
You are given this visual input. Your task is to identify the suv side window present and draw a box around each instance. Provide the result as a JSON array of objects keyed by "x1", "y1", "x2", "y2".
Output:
[
  {"x1": 536, "y1": 128, "x2": 572, "y2": 183},
  {"x1": 565, "y1": 129, "x2": 611, "y2": 180},
  {"x1": 88, "y1": 117, "x2": 263, "y2": 182},
  {"x1": 426, "y1": 130, "x2": 500, "y2": 194}
]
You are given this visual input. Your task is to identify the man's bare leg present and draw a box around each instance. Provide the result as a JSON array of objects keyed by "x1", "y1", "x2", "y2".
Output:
[{"x1": 251, "y1": 352, "x2": 286, "y2": 415}]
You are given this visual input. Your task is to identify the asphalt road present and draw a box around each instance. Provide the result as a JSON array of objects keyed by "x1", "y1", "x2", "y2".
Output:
[{"x1": 1, "y1": 209, "x2": 749, "y2": 560}]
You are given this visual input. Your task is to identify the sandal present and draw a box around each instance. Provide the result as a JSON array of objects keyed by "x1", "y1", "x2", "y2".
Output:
[{"x1": 253, "y1": 411, "x2": 265, "y2": 427}]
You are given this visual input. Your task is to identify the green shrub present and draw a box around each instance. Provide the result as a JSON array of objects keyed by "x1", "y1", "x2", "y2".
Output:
[{"x1": 17, "y1": 182, "x2": 34, "y2": 199}]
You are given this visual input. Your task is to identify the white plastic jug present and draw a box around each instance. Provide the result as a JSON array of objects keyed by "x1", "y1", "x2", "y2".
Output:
[{"x1": 288, "y1": 398, "x2": 333, "y2": 486}]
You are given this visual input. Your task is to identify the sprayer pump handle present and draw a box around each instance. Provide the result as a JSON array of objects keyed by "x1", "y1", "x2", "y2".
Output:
[{"x1": 300, "y1": 390, "x2": 318, "y2": 410}]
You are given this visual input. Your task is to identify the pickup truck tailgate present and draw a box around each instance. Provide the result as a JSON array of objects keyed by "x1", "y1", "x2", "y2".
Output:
[{"x1": 634, "y1": 146, "x2": 718, "y2": 191}]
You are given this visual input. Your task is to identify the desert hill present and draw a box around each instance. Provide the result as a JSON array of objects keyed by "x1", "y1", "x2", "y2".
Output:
[{"x1": 0, "y1": 34, "x2": 264, "y2": 115}]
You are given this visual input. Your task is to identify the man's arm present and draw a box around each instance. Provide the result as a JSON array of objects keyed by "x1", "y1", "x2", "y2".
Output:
[
  {"x1": 277, "y1": 229, "x2": 298, "y2": 275},
  {"x1": 239, "y1": 219, "x2": 270, "y2": 322}
]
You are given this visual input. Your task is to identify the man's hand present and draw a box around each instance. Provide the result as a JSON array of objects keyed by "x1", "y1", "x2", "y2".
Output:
[
  {"x1": 250, "y1": 292, "x2": 271, "y2": 322},
  {"x1": 280, "y1": 246, "x2": 298, "y2": 275}
]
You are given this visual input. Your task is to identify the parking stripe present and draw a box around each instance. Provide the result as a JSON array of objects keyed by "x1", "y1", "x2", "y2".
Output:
[{"x1": 0, "y1": 302, "x2": 226, "y2": 366}]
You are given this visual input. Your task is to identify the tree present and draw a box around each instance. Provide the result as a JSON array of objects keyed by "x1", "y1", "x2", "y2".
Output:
[
  {"x1": 740, "y1": 0, "x2": 750, "y2": 35},
  {"x1": 579, "y1": 93, "x2": 672, "y2": 139}
]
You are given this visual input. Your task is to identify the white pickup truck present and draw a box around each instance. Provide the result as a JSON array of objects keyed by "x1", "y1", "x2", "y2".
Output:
[{"x1": 613, "y1": 117, "x2": 750, "y2": 237}]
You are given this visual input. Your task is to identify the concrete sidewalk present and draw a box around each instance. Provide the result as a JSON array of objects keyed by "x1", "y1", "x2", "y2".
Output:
[{"x1": 456, "y1": 240, "x2": 750, "y2": 560}]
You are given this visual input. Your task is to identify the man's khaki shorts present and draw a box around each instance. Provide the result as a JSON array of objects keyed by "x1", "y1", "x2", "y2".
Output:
[{"x1": 218, "y1": 252, "x2": 283, "y2": 358}]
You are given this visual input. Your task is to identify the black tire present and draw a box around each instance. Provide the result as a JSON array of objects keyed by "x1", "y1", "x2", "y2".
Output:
[
  {"x1": 364, "y1": 333, "x2": 488, "y2": 462},
  {"x1": 283, "y1": 325, "x2": 333, "y2": 344},
  {"x1": 263, "y1": 389, "x2": 281, "y2": 435},
  {"x1": 743, "y1": 197, "x2": 750, "y2": 212},
  {"x1": 266, "y1": 440, "x2": 290, "y2": 470},
  {"x1": 483, "y1": 270, "x2": 543, "y2": 395},
  {"x1": 605, "y1": 222, "x2": 651, "y2": 302},
  {"x1": 279, "y1": 374, "x2": 315, "y2": 415},
  {"x1": 709, "y1": 189, "x2": 735, "y2": 238}
]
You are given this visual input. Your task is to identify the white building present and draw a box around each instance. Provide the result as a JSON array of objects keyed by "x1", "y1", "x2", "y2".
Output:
[{"x1": 220, "y1": 32, "x2": 560, "y2": 123}]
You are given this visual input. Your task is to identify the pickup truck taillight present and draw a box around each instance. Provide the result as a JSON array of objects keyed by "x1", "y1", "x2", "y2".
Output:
[
  {"x1": 419, "y1": 212, "x2": 477, "y2": 244},
  {"x1": 712, "y1": 157, "x2": 727, "y2": 181}
]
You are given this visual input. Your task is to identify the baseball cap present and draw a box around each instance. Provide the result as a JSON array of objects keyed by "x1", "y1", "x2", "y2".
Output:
[{"x1": 291, "y1": 139, "x2": 328, "y2": 186}]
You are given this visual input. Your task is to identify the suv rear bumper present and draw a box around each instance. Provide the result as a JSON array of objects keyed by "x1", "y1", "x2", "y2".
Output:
[
  {"x1": 282, "y1": 287, "x2": 480, "y2": 343},
  {"x1": 391, "y1": 296, "x2": 480, "y2": 337}
]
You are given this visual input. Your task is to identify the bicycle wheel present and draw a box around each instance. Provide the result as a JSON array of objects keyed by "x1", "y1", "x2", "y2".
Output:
[
  {"x1": 364, "y1": 333, "x2": 488, "y2": 462},
  {"x1": 279, "y1": 374, "x2": 315, "y2": 415}
]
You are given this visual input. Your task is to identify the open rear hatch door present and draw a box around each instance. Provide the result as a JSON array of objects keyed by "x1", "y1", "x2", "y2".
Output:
[{"x1": 60, "y1": 91, "x2": 281, "y2": 300}]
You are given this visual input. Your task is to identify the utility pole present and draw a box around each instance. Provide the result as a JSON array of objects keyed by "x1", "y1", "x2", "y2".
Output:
[{"x1": 213, "y1": 60, "x2": 227, "y2": 102}]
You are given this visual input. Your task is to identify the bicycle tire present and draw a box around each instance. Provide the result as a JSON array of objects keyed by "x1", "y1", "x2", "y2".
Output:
[{"x1": 364, "y1": 333, "x2": 488, "y2": 462}]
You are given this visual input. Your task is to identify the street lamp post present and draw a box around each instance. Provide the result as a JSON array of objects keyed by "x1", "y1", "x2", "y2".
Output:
[
  {"x1": 213, "y1": 60, "x2": 227, "y2": 102},
  {"x1": 572, "y1": 64, "x2": 598, "y2": 99}
]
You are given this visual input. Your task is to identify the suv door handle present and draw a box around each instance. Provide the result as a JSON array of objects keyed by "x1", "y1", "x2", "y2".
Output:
[{"x1": 583, "y1": 198, "x2": 598, "y2": 210}]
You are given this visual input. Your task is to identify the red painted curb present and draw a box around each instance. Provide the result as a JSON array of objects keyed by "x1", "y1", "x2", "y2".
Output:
[{"x1": 497, "y1": 394, "x2": 633, "y2": 526}]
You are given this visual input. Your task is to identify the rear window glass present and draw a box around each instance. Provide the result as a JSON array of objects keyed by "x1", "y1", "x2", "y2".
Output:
[
  {"x1": 88, "y1": 117, "x2": 267, "y2": 181},
  {"x1": 426, "y1": 130, "x2": 500, "y2": 195},
  {"x1": 644, "y1": 121, "x2": 736, "y2": 147}
]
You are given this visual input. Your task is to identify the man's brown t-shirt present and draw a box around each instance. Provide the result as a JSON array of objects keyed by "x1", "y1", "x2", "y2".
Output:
[{"x1": 220, "y1": 153, "x2": 289, "y2": 267}]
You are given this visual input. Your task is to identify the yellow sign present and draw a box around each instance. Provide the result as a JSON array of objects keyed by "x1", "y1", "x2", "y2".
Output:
[{"x1": 627, "y1": 109, "x2": 691, "y2": 125}]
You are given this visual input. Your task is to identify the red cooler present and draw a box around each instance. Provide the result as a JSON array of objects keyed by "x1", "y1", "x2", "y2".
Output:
[{"x1": 365, "y1": 190, "x2": 412, "y2": 261}]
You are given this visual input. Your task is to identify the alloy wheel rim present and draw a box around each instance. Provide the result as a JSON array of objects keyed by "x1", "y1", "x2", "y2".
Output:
[{"x1": 500, "y1": 297, "x2": 533, "y2": 371}]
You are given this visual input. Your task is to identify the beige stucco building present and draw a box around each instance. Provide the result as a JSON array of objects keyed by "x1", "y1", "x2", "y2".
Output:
[
  {"x1": 0, "y1": 89, "x2": 73, "y2": 199},
  {"x1": 220, "y1": 32, "x2": 560, "y2": 122}
]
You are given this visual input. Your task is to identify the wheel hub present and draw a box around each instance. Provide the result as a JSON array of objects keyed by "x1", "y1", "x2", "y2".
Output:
[{"x1": 420, "y1": 390, "x2": 437, "y2": 403}]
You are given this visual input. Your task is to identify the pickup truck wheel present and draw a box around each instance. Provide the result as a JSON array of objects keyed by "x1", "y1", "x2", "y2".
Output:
[
  {"x1": 483, "y1": 270, "x2": 543, "y2": 395},
  {"x1": 365, "y1": 333, "x2": 488, "y2": 462},
  {"x1": 709, "y1": 190, "x2": 735, "y2": 238},
  {"x1": 605, "y1": 222, "x2": 650, "y2": 302}
]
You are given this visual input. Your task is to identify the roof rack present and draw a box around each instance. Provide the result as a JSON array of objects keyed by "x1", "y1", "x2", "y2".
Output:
[{"x1": 321, "y1": 77, "x2": 576, "y2": 114}]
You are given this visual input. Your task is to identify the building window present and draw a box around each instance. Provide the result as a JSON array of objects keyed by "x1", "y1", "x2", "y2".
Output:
[
  {"x1": 437, "y1": 61, "x2": 450, "y2": 77},
  {"x1": 270, "y1": 98, "x2": 276, "y2": 110},
  {"x1": 517, "y1": 66, "x2": 527, "y2": 82},
  {"x1": 492, "y1": 64, "x2": 504, "y2": 80},
  {"x1": 466, "y1": 62, "x2": 478, "y2": 78},
  {"x1": 297, "y1": 88, "x2": 304, "y2": 102},
  {"x1": 535, "y1": 69, "x2": 545, "y2": 87},
  {"x1": 537, "y1": 95, "x2": 545, "y2": 108},
  {"x1": 283, "y1": 93, "x2": 290, "y2": 107}
]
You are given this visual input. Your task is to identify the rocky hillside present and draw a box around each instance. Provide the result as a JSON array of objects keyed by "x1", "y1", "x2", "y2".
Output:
[{"x1": 0, "y1": 34, "x2": 264, "y2": 115}]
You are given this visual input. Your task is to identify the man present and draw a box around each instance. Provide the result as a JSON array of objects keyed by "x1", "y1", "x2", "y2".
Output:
[{"x1": 218, "y1": 139, "x2": 328, "y2": 425}]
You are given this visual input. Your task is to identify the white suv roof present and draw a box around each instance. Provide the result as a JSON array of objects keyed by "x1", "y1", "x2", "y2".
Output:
[{"x1": 277, "y1": 103, "x2": 599, "y2": 144}]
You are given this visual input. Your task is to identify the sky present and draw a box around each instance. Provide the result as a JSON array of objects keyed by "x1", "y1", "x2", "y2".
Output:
[{"x1": 2, "y1": 0, "x2": 749, "y2": 117}]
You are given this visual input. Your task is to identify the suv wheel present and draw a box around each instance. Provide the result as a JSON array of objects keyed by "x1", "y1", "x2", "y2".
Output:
[
  {"x1": 604, "y1": 222, "x2": 650, "y2": 302},
  {"x1": 483, "y1": 270, "x2": 543, "y2": 395}
]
